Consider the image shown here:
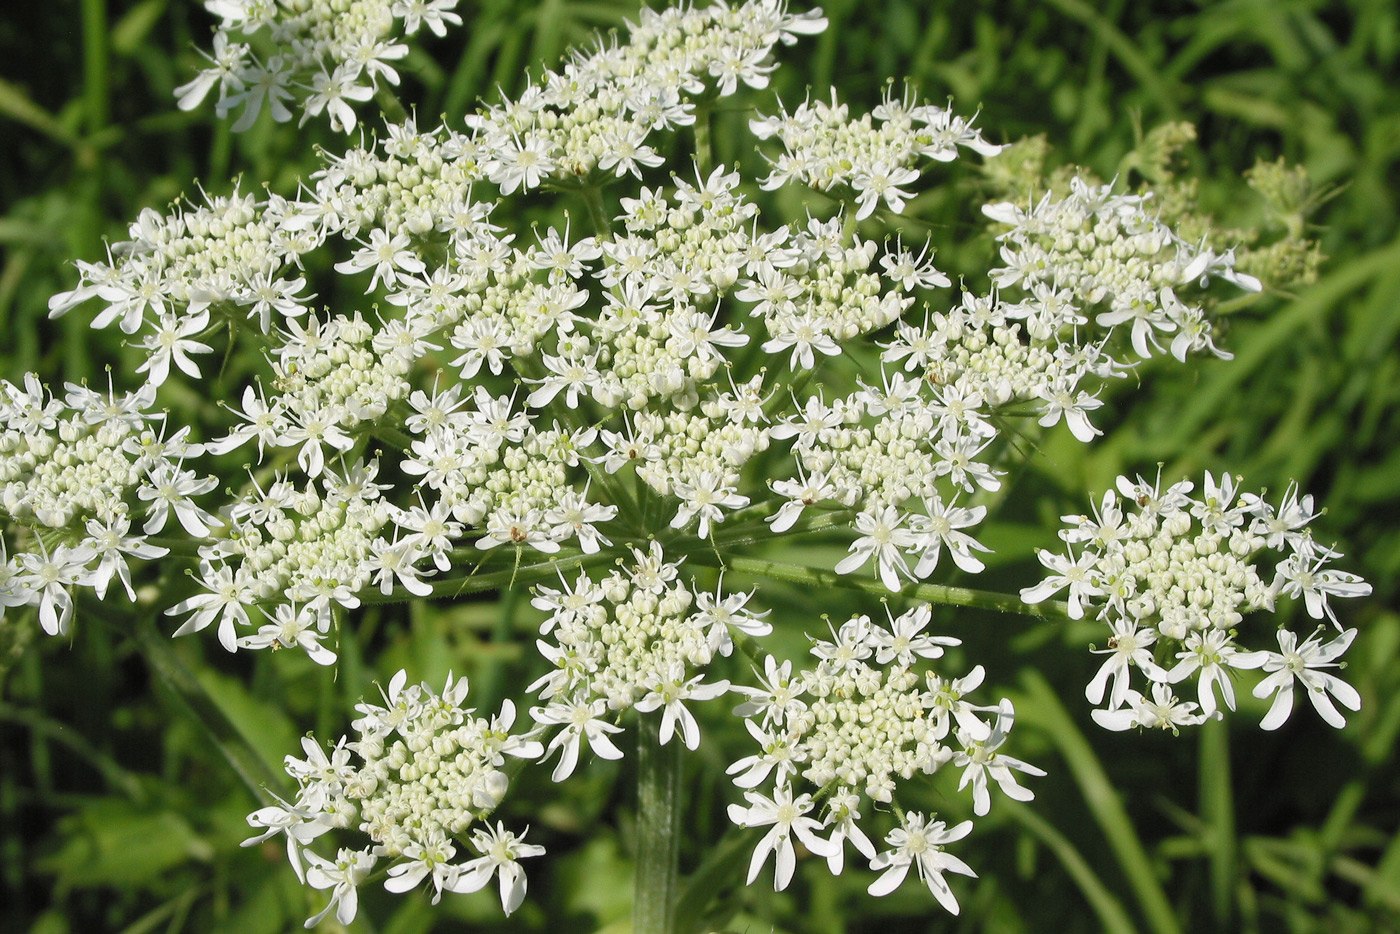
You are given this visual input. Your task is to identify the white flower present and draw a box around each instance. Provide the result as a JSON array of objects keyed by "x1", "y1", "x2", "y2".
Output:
[
  {"x1": 167, "y1": 560, "x2": 253, "y2": 652},
  {"x1": 238, "y1": 604, "x2": 337, "y2": 665},
  {"x1": 693, "y1": 578, "x2": 772, "y2": 656},
  {"x1": 301, "y1": 65, "x2": 374, "y2": 133},
  {"x1": 730, "y1": 655, "x2": 807, "y2": 724},
  {"x1": 835, "y1": 505, "x2": 918, "y2": 592},
  {"x1": 726, "y1": 787, "x2": 837, "y2": 891},
  {"x1": 303, "y1": 848, "x2": 376, "y2": 928},
  {"x1": 1165, "y1": 628, "x2": 1269, "y2": 717},
  {"x1": 138, "y1": 462, "x2": 218, "y2": 536},
  {"x1": 871, "y1": 603, "x2": 960, "y2": 666},
  {"x1": 531, "y1": 699, "x2": 625, "y2": 781},
  {"x1": 1092, "y1": 682, "x2": 1209, "y2": 733},
  {"x1": 952, "y1": 701, "x2": 1045, "y2": 816},
  {"x1": 83, "y1": 515, "x2": 167, "y2": 600},
  {"x1": 823, "y1": 791, "x2": 877, "y2": 875},
  {"x1": 725, "y1": 718, "x2": 803, "y2": 789},
  {"x1": 1085, "y1": 619, "x2": 1167, "y2": 710},
  {"x1": 449, "y1": 823, "x2": 546, "y2": 915},
  {"x1": 910, "y1": 498, "x2": 990, "y2": 577},
  {"x1": 1252, "y1": 628, "x2": 1360, "y2": 730},
  {"x1": 17, "y1": 544, "x2": 93, "y2": 636},
  {"x1": 1274, "y1": 552, "x2": 1372, "y2": 627},
  {"x1": 867, "y1": 814, "x2": 976, "y2": 914},
  {"x1": 241, "y1": 793, "x2": 331, "y2": 883},
  {"x1": 383, "y1": 831, "x2": 459, "y2": 904},
  {"x1": 334, "y1": 229, "x2": 426, "y2": 292},
  {"x1": 1020, "y1": 547, "x2": 1103, "y2": 618},
  {"x1": 368, "y1": 538, "x2": 434, "y2": 596},
  {"x1": 670, "y1": 471, "x2": 749, "y2": 538},
  {"x1": 634, "y1": 662, "x2": 731, "y2": 750},
  {"x1": 487, "y1": 133, "x2": 555, "y2": 194},
  {"x1": 136, "y1": 309, "x2": 215, "y2": 386}
]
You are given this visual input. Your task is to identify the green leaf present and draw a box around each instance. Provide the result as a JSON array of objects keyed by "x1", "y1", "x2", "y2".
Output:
[
  {"x1": 111, "y1": 0, "x2": 167, "y2": 56},
  {"x1": 36, "y1": 798, "x2": 211, "y2": 890}
]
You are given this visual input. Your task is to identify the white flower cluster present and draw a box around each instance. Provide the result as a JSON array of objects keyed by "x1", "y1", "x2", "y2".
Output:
[
  {"x1": 462, "y1": 1, "x2": 825, "y2": 190},
  {"x1": 528, "y1": 543, "x2": 748, "y2": 771},
  {"x1": 167, "y1": 458, "x2": 395, "y2": 661},
  {"x1": 176, "y1": 0, "x2": 461, "y2": 132},
  {"x1": 402, "y1": 389, "x2": 616, "y2": 555},
  {"x1": 726, "y1": 605, "x2": 1042, "y2": 912},
  {"x1": 47, "y1": 189, "x2": 320, "y2": 387},
  {"x1": 21, "y1": 0, "x2": 1373, "y2": 923},
  {"x1": 243, "y1": 670, "x2": 545, "y2": 926},
  {"x1": 764, "y1": 183, "x2": 1266, "y2": 591},
  {"x1": 216, "y1": 311, "x2": 412, "y2": 477},
  {"x1": 0, "y1": 376, "x2": 211, "y2": 635},
  {"x1": 1021, "y1": 473, "x2": 1370, "y2": 731},
  {"x1": 752, "y1": 87, "x2": 1003, "y2": 218},
  {"x1": 984, "y1": 177, "x2": 1263, "y2": 361}
]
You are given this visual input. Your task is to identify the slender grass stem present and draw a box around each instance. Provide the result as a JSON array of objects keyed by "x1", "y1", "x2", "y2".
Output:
[
  {"x1": 1019, "y1": 671, "x2": 1181, "y2": 934},
  {"x1": 131, "y1": 615, "x2": 284, "y2": 805}
]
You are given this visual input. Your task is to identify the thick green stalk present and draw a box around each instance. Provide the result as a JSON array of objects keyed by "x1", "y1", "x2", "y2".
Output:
[
  {"x1": 634, "y1": 713, "x2": 682, "y2": 934},
  {"x1": 698, "y1": 553, "x2": 1073, "y2": 620},
  {"x1": 580, "y1": 183, "x2": 614, "y2": 240},
  {"x1": 1199, "y1": 718, "x2": 1237, "y2": 926}
]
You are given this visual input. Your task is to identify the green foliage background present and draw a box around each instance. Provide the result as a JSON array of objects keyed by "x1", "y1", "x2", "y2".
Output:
[{"x1": 1, "y1": 1, "x2": 1397, "y2": 932}]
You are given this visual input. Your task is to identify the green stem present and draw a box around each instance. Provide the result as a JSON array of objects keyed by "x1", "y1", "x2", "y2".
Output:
[
  {"x1": 696, "y1": 554, "x2": 1073, "y2": 620},
  {"x1": 634, "y1": 713, "x2": 682, "y2": 934},
  {"x1": 131, "y1": 616, "x2": 284, "y2": 805},
  {"x1": 1001, "y1": 800, "x2": 1138, "y2": 934},
  {"x1": 0, "y1": 701, "x2": 146, "y2": 802},
  {"x1": 1199, "y1": 717, "x2": 1236, "y2": 928},
  {"x1": 375, "y1": 85, "x2": 408, "y2": 125},
  {"x1": 693, "y1": 103, "x2": 713, "y2": 176},
  {"x1": 1019, "y1": 671, "x2": 1181, "y2": 934},
  {"x1": 355, "y1": 549, "x2": 598, "y2": 604},
  {"x1": 580, "y1": 184, "x2": 614, "y2": 240},
  {"x1": 81, "y1": 0, "x2": 109, "y2": 136}
]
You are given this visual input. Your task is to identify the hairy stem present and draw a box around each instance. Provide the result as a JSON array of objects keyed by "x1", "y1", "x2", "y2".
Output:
[{"x1": 634, "y1": 713, "x2": 682, "y2": 934}]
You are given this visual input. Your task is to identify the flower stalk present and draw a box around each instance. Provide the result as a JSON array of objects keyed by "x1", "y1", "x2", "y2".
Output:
[
  {"x1": 703, "y1": 553, "x2": 1075, "y2": 620},
  {"x1": 634, "y1": 712, "x2": 682, "y2": 934}
]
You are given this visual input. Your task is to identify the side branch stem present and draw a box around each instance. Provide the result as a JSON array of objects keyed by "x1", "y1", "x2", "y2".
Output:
[
  {"x1": 356, "y1": 549, "x2": 597, "y2": 604},
  {"x1": 698, "y1": 554, "x2": 1073, "y2": 620},
  {"x1": 634, "y1": 713, "x2": 681, "y2": 934}
]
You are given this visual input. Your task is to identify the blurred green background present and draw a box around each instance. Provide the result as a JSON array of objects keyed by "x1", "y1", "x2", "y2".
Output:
[{"x1": 1, "y1": 1, "x2": 1398, "y2": 932}]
